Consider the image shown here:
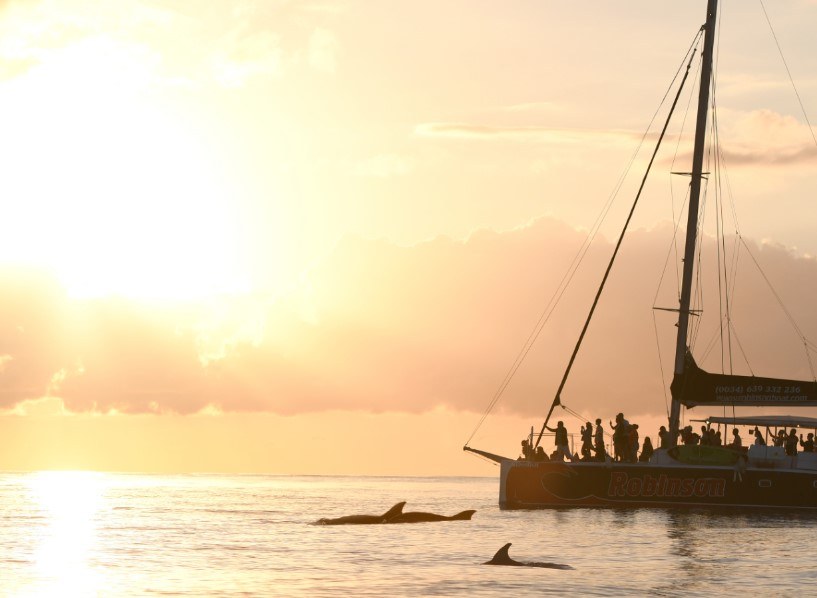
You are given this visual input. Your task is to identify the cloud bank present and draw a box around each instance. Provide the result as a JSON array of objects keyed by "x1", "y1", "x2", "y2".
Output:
[{"x1": 2, "y1": 218, "x2": 817, "y2": 419}]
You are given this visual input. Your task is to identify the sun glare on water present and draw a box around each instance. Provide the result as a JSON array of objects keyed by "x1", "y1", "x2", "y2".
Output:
[{"x1": 21, "y1": 471, "x2": 109, "y2": 597}]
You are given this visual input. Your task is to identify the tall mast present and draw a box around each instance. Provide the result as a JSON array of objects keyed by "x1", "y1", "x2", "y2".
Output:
[{"x1": 668, "y1": 0, "x2": 718, "y2": 445}]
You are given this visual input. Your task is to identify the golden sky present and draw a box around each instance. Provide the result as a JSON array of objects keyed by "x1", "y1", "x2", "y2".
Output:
[{"x1": 1, "y1": 0, "x2": 817, "y2": 475}]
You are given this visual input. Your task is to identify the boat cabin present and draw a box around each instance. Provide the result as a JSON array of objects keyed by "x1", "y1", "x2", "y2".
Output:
[{"x1": 683, "y1": 415, "x2": 817, "y2": 471}]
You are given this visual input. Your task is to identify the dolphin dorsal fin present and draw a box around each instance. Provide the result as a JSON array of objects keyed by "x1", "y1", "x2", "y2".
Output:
[
  {"x1": 490, "y1": 543, "x2": 513, "y2": 563},
  {"x1": 382, "y1": 501, "x2": 406, "y2": 520}
]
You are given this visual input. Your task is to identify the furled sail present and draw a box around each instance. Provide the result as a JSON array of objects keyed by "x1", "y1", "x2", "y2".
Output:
[{"x1": 671, "y1": 353, "x2": 817, "y2": 407}]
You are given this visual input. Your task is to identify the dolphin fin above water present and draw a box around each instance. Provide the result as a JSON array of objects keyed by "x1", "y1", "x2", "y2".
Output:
[
  {"x1": 484, "y1": 543, "x2": 573, "y2": 569},
  {"x1": 314, "y1": 501, "x2": 407, "y2": 525},
  {"x1": 385, "y1": 509, "x2": 476, "y2": 524}
]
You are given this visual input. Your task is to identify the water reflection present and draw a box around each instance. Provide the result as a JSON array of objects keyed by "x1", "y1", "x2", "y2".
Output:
[
  {"x1": 23, "y1": 471, "x2": 107, "y2": 596},
  {"x1": 650, "y1": 508, "x2": 817, "y2": 596}
]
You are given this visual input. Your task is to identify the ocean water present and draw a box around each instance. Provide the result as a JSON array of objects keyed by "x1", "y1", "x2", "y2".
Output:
[{"x1": 1, "y1": 472, "x2": 816, "y2": 596}]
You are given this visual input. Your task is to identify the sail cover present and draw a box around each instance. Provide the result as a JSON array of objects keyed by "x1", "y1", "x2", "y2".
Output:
[{"x1": 671, "y1": 353, "x2": 817, "y2": 407}]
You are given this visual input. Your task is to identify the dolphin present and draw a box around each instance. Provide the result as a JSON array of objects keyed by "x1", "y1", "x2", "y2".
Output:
[
  {"x1": 483, "y1": 543, "x2": 573, "y2": 569},
  {"x1": 386, "y1": 509, "x2": 476, "y2": 524},
  {"x1": 314, "y1": 501, "x2": 406, "y2": 525}
]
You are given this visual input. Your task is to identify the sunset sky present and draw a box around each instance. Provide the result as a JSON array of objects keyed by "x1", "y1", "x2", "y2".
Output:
[{"x1": 2, "y1": 0, "x2": 817, "y2": 476}]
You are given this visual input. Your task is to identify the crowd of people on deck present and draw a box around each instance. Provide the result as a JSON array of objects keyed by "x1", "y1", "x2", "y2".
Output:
[
  {"x1": 518, "y1": 417, "x2": 817, "y2": 463},
  {"x1": 519, "y1": 413, "x2": 654, "y2": 463},
  {"x1": 679, "y1": 425, "x2": 727, "y2": 447},
  {"x1": 682, "y1": 424, "x2": 817, "y2": 457},
  {"x1": 760, "y1": 428, "x2": 817, "y2": 456}
]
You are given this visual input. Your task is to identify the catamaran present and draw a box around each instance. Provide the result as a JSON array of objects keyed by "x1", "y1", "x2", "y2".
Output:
[{"x1": 465, "y1": 0, "x2": 817, "y2": 509}]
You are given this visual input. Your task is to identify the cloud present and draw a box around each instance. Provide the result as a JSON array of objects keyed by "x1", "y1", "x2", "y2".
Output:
[
  {"x1": 722, "y1": 145, "x2": 817, "y2": 166},
  {"x1": 721, "y1": 109, "x2": 817, "y2": 165},
  {"x1": 417, "y1": 109, "x2": 817, "y2": 169},
  {"x1": 0, "y1": 268, "x2": 72, "y2": 404},
  {"x1": 0, "y1": 0, "x2": 174, "y2": 81},
  {"x1": 0, "y1": 0, "x2": 340, "y2": 87},
  {"x1": 673, "y1": 109, "x2": 817, "y2": 167},
  {"x1": 414, "y1": 122, "x2": 637, "y2": 145},
  {"x1": 2, "y1": 220, "x2": 817, "y2": 421}
]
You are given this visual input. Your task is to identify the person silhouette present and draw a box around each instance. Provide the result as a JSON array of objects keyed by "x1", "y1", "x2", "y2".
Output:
[{"x1": 545, "y1": 421, "x2": 573, "y2": 462}]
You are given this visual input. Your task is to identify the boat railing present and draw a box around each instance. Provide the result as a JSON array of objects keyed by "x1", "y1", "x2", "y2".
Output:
[{"x1": 522, "y1": 431, "x2": 613, "y2": 462}]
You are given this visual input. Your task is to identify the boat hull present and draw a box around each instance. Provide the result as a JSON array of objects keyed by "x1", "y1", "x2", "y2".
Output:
[{"x1": 500, "y1": 459, "x2": 817, "y2": 510}]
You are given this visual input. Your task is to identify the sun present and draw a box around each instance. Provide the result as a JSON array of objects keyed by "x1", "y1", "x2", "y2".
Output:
[{"x1": 0, "y1": 36, "x2": 250, "y2": 301}]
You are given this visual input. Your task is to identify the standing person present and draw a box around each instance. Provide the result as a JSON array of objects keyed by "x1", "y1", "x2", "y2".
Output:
[
  {"x1": 520, "y1": 439, "x2": 533, "y2": 460},
  {"x1": 610, "y1": 413, "x2": 630, "y2": 462},
  {"x1": 546, "y1": 421, "x2": 573, "y2": 462},
  {"x1": 629, "y1": 424, "x2": 640, "y2": 463},
  {"x1": 800, "y1": 433, "x2": 815, "y2": 452},
  {"x1": 752, "y1": 426, "x2": 766, "y2": 446},
  {"x1": 658, "y1": 425, "x2": 670, "y2": 449},
  {"x1": 580, "y1": 422, "x2": 593, "y2": 461},
  {"x1": 785, "y1": 429, "x2": 798, "y2": 456},
  {"x1": 639, "y1": 437, "x2": 654, "y2": 462},
  {"x1": 594, "y1": 418, "x2": 606, "y2": 461}
]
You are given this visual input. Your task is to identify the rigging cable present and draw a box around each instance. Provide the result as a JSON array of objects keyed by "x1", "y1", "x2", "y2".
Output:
[
  {"x1": 738, "y1": 235, "x2": 817, "y2": 380},
  {"x1": 758, "y1": 0, "x2": 817, "y2": 381},
  {"x1": 711, "y1": 80, "x2": 736, "y2": 374},
  {"x1": 713, "y1": 59, "x2": 737, "y2": 377},
  {"x1": 651, "y1": 47, "x2": 705, "y2": 418},
  {"x1": 688, "y1": 150, "x2": 710, "y2": 352},
  {"x1": 651, "y1": 183, "x2": 693, "y2": 418},
  {"x1": 759, "y1": 0, "x2": 817, "y2": 148},
  {"x1": 666, "y1": 39, "x2": 705, "y2": 301},
  {"x1": 534, "y1": 43, "x2": 701, "y2": 450},
  {"x1": 463, "y1": 29, "x2": 705, "y2": 449}
]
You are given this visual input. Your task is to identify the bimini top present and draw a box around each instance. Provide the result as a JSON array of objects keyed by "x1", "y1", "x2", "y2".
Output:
[{"x1": 692, "y1": 415, "x2": 817, "y2": 429}]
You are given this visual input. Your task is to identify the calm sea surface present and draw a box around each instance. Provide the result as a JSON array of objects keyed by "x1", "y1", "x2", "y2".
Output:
[{"x1": 1, "y1": 472, "x2": 816, "y2": 596}]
